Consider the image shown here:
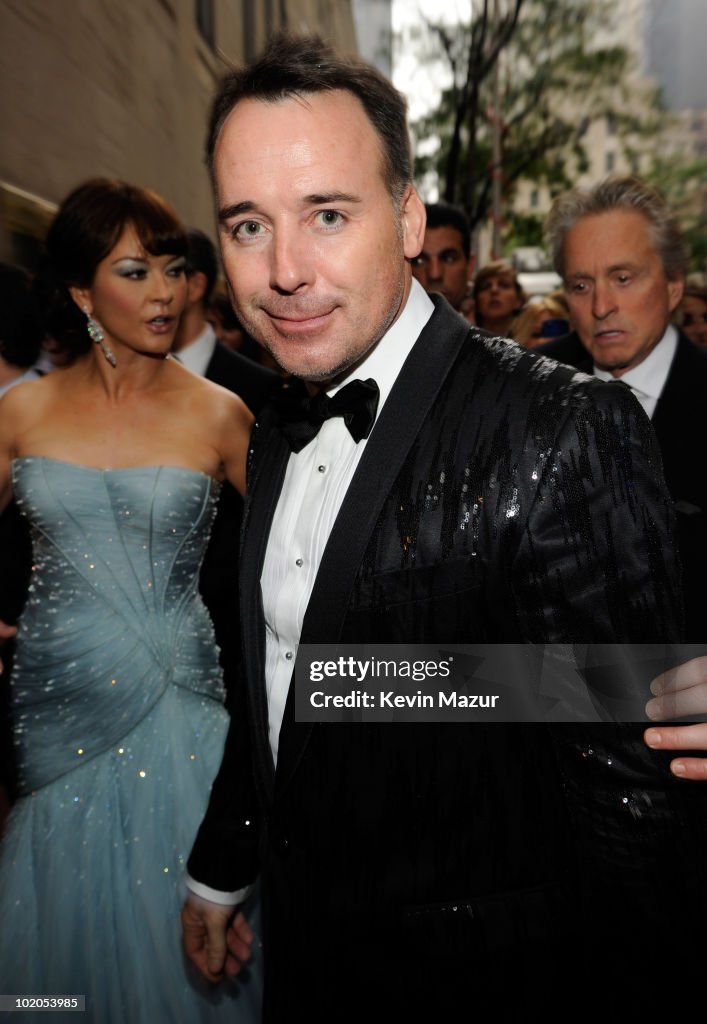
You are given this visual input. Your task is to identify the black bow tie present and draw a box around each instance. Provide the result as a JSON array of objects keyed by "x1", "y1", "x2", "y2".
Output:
[{"x1": 274, "y1": 378, "x2": 380, "y2": 453}]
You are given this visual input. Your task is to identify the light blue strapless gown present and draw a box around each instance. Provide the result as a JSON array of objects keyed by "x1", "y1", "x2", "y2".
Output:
[{"x1": 0, "y1": 458, "x2": 262, "y2": 1023}]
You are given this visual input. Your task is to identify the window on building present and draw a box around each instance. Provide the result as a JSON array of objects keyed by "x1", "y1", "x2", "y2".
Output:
[
  {"x1": 530, "y1": 189, "x2": 539, "y2": 209},
  {"x1": 196, "y1": 0, "x2": 215, "y2": 49},
  {"x1": 606, "y1": 114, "x2": 616, "y2": 136},
  {"x1": 606, "y1": 152, "x2": 615, "y2": 172}
]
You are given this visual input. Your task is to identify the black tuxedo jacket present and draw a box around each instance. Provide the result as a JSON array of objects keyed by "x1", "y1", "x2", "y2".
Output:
[
  {"x1": 189, "y1": 300, "x2": 688, "y2": 1017},
  {"x1": 537, "y1": 329, "x2": 707, "y2": 639},
  {"x1": 204, "y1": 339, "x2": 280, "y2": 414},
  {"x1": 198, "y1": 340, "x2": 280, "y2": 704}
]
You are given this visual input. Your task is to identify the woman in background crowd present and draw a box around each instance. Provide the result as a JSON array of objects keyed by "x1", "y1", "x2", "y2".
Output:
[
  {"x1": 676, "y1": 284, "x2": 707, "y2": 346},
  {"x1": 472, "y1": 259, "x2": 527, "y2": 337},
  {"x1": 511, "y1": 291, "x2": 570, "y2": 348}
]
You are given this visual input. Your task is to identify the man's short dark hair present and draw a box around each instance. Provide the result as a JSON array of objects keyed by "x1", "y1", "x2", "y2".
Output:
[
  {"x1": 424, "y1": 202, "x2": 471, "y2": 258},
  {"x1": 186, "y1": 228, "x2": 219, "y2": 304},
  {"x1": 206, "y1": 33, "x2": 412, "y2": 203}
]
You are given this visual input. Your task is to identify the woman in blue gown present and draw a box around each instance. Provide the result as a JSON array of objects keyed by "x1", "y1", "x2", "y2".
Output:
[{"x1": 0, "y1": 178, "x2": 262, "y2": 1022}]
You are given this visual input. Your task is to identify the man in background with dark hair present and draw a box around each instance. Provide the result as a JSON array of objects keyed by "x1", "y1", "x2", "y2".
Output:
[
  {"x1": 172, "y1": 227, "x2": 278, "y2": 410},
  {"x1": 411, "y1": 200, "x2": 475, "y2": 318},
  {"x1": 172, "y1": 228, "x2": 279, "y2": 701}
]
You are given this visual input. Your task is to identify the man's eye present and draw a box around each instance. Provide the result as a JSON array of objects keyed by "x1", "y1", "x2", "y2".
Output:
[
  {"x1": 412, "y1": 255, "x2": 428, "y2": 266},
  {"x1": 315, "y1": 210, "x2": 343, "y2": 228},
  {"x1": 441, "y1": 253, "x2": 462, "y2": 264},
  {"x1": 235, "y1": 221, "x2": 262, "y2": 239}
]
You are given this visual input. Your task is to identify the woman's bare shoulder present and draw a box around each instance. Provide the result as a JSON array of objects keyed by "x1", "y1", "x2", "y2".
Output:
[
  {"x1": 182, "y1": 371, "x2": 254, "y2": 421},
  {"x1": 0, "y1": 374, "x2": 52, "y2": 414}
]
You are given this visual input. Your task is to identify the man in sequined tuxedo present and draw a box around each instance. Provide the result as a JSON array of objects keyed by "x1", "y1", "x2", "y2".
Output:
[{"x1": 180, "y1": 35, "x2": 699, "y2": 1020}]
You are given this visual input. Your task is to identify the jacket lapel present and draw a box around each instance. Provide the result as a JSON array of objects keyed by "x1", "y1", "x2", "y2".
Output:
[
  {"x1": 274, "y1": 298, "x2": 472, "y2": 793},
  {"x1": 239, "y1": 411, "x2": 290, "y2": 802},
  {"x1": 651, "y1": 331, "x2": 689, "y2": 439}
]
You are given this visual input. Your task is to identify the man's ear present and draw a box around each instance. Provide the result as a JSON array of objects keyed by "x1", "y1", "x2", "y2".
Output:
[
  {"x1": 667, "y1": 277, "x2": 684, "y2": 315},
  {"x1": 68, "y1": 285, "x2": 91, "y2": 315},
  {"x1": 401, "y1": 186, "x2": 426, "y2": 261},
  {"x1": 187, "y1": 270, "x2": 208, "y2": 306}
]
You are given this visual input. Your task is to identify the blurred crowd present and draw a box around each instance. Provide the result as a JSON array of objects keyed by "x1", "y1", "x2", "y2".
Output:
[{"x1": 411, "y1": 198, "x2": 705, "y2": 351}]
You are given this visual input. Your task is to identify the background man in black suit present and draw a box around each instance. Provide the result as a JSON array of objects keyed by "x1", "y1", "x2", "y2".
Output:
[
  {"x1": 180, "y1": 37, "x2": 702, "y2": 1018},
  {"x1": 538, "y1": 175, "x2": 707, "y2": 640},
  {"x1": 172, "y1": 228, "x2": 279, "y2": 700},
  {"x1": 172, "y1": 227, "x2": 278, "y2": 410}
]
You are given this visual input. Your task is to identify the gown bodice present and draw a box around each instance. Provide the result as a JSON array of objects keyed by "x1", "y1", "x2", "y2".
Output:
[{"x1": 10, "y1": 457, "x2": 225, "y2": 792}]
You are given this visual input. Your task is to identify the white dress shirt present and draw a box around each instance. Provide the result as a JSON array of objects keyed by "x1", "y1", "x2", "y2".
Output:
[
  {"x1": 262, "y1": 279, "x2": 434, "y2": 762},
  {"x1": 173, "y1": 322, "x2": 217, "y2": 376},
  {"x1": 186, "y1": 279, "x2": 434, "y2": 906},
  {"x1": 592, "y1": 324, "x2": 677, "y2": 419}
]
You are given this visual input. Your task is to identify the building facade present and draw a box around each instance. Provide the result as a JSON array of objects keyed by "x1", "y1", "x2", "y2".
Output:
[{"x1": 0, "y1": 0, "x2": 357, "y2": 268}]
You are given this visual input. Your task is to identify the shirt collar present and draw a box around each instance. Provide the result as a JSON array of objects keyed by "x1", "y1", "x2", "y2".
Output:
[
  {"x1": 173, "y1": 321, "x2": 217, "y2": 376},
  {"x1": 592, "y1": 323, "x2": 677, "y2": 401},
  {"x1": 328, "y1": 278, "x2": 434, "y2": 415}
]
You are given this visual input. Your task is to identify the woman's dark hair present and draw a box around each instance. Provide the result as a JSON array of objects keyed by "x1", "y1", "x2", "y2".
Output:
[{"x1": 37, "y1": 177, "x2": 187, "y2": 356}]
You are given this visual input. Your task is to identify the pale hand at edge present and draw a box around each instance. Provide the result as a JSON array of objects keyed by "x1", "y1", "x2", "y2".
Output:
[{"x1": 645, "y1": 656, "x2": 707, "y2": 780}]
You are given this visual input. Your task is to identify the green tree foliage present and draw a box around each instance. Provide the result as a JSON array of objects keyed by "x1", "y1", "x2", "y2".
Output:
[
  {"x1": 410, "y1": 0, "x2": 651, "y2": 239},
  {"x1": 647, "y1": 155, "x2": 707, "y2": 275}
]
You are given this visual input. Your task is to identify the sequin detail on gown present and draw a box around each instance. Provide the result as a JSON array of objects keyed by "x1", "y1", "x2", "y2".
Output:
[{"x1": 0, "y1": 458, "x2": 262, "y2": 1023}]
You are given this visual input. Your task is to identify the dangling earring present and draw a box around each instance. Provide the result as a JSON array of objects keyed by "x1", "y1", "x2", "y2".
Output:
[{"x1": 83, "y1": 307, "x2": 117, "y2": 367}]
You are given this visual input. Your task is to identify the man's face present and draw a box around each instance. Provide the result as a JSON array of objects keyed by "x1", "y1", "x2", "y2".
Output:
[
  {"x1": 411, "y1": 225, "x2": 471, "y2": 310},
  {"x1": 213, "y1": 90, "x2": 425, "y2": 383},
  {"x1": 562, "y1": 210, "x2": 684, "y2": 377}
]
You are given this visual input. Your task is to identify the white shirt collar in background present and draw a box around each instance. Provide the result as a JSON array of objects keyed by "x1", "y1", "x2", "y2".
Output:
[{"x1": 173, "y1": 321, "x2": 216, "y2": 377}]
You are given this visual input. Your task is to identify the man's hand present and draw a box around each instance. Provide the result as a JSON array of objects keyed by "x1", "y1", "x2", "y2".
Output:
[
  {"x1": 0, "y1": 619, "x2": 17, "y2": 674},
  {"x1": 645, "y1": 656, "x2": 707, "y2": 779},
  {"x1": 181, "y1": 893, "x2": 254, "y2": 983}
]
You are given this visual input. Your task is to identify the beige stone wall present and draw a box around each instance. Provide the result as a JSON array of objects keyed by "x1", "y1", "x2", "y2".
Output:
[{"x1": 0, "y1": 0, "x2": 357, "y2": 265}]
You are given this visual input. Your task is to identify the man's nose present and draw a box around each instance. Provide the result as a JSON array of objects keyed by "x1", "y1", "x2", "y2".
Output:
[
  {"x1": 592, "y1": 280, "x2": 617, "y2": 319},
  {"x1": 269, "y1": 229, "x2": 313, "y2": 293},
  {"x1": 427, "y1": 256, "x2": 442, "y2": 281}
]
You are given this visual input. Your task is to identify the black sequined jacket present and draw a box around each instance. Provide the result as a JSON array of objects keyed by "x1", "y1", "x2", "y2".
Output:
[{"x1": 189, "y1": 297, "x2": 692, "y2": 989}]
